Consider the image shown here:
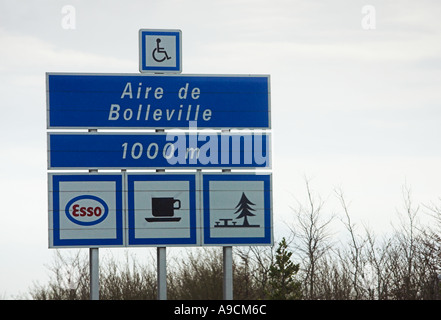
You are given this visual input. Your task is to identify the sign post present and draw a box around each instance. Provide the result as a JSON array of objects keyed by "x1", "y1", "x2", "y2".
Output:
[
  {"x1": 90, "y1": 247, "x2": 99, "y2": 300},
  {"x1": 89, "y1": 165, "x2": 99, "y2": 301},
  {"x1": 157, "y1": 247, "x2": 167, "y2": 300},
  {"x1": 223, "y1": 246, "x2": 233, "y2": 300}
]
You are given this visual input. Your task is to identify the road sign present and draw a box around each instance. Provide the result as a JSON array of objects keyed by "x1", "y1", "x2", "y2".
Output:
[
  {"x1": 202, "y1": 173, "x2": 272, "y2": 246},
  {"x1": 48, "y1": 173, "x2": 124, "y2": 248},
  {"x1": 46, "y1": 73, "x2": 270, "y2": 129},
  {"x1": 127, "y1": 173, "x2": 199, "y2": 246},
  {"x1": 47, "y1": 172, "x2": 273, "y2": 248},
  {"x1": 46, "y1": 29, "x2": 273, "y2": 251},
  {"x1": 47, "y1": 132, "x2": 271, "y2": 169},
  {"x1": 139, "y1": 29, "x2": 182, "y2": 73}
]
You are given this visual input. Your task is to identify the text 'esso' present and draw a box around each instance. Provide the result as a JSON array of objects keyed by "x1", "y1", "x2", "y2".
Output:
[{"x1": 65, "y1": 195, "x2": 109, "y2": 226}]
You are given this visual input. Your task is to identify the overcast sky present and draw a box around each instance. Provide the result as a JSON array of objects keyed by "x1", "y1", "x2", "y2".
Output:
[{"x1": 1, "y1": 0, "x2": 441, "y2": 298}]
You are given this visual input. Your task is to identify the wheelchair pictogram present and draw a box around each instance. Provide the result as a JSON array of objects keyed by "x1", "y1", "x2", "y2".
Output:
[
  {"x1": 152, "y1": 38, "x2": 172, "y2": 63},
  {"x1": 139, "y1": 29, "x2": 181, "y2": 73}
]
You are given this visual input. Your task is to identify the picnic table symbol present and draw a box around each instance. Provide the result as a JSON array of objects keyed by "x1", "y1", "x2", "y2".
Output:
[{"x1": 214, "y1": 192, "x2": 260, "y2": 228}]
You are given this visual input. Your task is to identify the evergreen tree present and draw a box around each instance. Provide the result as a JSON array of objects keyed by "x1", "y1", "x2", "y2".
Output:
[
  {"x1": 234, "y1": 192, "x2": 256, "y2": 226},
  {"x1": 267, "y1": 238, "x2": 302, "y2": 300}
]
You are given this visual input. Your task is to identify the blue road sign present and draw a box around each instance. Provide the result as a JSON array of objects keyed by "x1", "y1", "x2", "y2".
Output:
[
  {"x1": 48, "y1": 172, "x2": 272, "y2": 248},
  {"x1": 139, "y1": 29, "x2": 182, "y2": 73},
  {"x1": 46, "y1": 73, "x2": 270, "y2": 129},
  {"x1": 202, "y1": 173, "x2": 272, "y2": 246},
  {"x1": 127, "y1": 173, "x2": 199, "y2": 246},
  {"x1": 48, "y1": 173, "x2": 124, "y2": 248},
  {"x1": 47, "y1": 132, "x2": 271, "y2": 169}
]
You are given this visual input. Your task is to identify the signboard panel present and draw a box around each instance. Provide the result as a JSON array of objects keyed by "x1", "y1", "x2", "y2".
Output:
[
  {"x1": 139, "y1": 29, "x2": 182, "y2": 73},
  {"x1": 46, "y1": 73, "x2": 270, "y2": 129},
  {"x1": 127, "y1": 173, "x2": 199, "y2": 246},
  {"x1": 202, "y1": 173, "x2": 272, "y2": 246},
  {"x1": 47, "y1": 172, "x2": 272, "y2": 248},
  {"x1": 48, "y1": 132, "x2": 271, "y2": 169},
  {"x1": 45, "y1": 30, "x2": 273, "y2": 251},
  {"x1": 48, "y1": 173, "x2": 124, "y2": 248}
]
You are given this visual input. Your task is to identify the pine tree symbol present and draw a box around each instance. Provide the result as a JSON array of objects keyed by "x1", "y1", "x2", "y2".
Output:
[{"x1": 234, "y1": 192, "x2": 257, "y2": 227}]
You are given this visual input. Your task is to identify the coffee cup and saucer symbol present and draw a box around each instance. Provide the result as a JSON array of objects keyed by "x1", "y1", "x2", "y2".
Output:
[{"x1": 145, "y1": 197, "x2": 182, "y2": 222}]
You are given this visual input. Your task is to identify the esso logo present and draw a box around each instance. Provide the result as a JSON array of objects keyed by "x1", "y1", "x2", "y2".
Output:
[{"x1": 65, "y1": 195, "x2": 109, "y2": 226}]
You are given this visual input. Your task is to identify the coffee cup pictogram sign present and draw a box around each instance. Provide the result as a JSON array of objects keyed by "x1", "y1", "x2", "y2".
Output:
[{"x1": 145, "y1": 197, "x2": 182, "y2": 222}]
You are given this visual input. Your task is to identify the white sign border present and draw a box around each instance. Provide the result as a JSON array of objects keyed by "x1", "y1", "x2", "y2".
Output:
[
  {"x1": 201, "y1": 172, "x2": 273, "y2": 246},
  {"x1": 48, "y1": 172, "x2": 125, "y2": 248},
  {"x1": 139, "y1": 29, "x2": 182, "y2": 74},
  {"x1": 126, "y1": 171, "x2": 201, "y2": 247},
  {"x1": 45, "y1": 72, "x2": 271, "y2": 130}
]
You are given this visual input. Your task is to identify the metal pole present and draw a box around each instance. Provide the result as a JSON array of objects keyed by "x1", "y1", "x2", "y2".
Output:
[
  {"x1": 157, "y1": 246, "x2": 167, "y2": 300},
  {"x1": 88, "y1": 159, "x2": 99, "y2": 300},
  {"x1": 223, "y1": 246, "x2": 233, "y2": 300},
  {"x1": 221, "y1": 164, "x2": 233, "y2": 300},
  {"x1": 89, "y1": 247, "x2": 99, "y2": 300},
  {"x1": 155, "y1": 164, "x2": 167, "y2": 300}
]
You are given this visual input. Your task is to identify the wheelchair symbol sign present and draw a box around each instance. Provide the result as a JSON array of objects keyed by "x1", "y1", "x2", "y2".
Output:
[
  {"x1": 152, "y1": 38, "x2": 172, "y2": 62},
  {"x1": 139, "y1": 29, "x2": 182, "y2": 73}
]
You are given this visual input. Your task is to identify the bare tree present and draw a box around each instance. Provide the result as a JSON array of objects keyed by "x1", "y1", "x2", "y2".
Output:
[
  {"x1": 168, "y1": 248, "x2": 223, "y2": 300},
  {"x1": 31, "y1": 181, "x2": 441, "y2": 300},
  {"x1": 420, "y1": 196, "x2": 441, "y2": 299},
  {"x1": 289, "y1": 178, "x2": 335, "y2": 299},
  {"x1": 234, "y1": 245, "x2": 274, "y2": 299},
  {"x1": 390, "y1": 184, "x2": 421, "y2": 299},
  {"x1": 335, "y1": 188, "x2": 367, "y2": 299},
  {"x1": 30, "y1": 250, "x2": 89, "y2": 300},
  {"x1": 364, "y1": 227, "x2": 393, "y2": 299}
]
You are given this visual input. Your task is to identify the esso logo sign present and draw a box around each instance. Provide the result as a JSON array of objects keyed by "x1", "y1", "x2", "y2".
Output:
[{"x1": 65, "y1": 195, "x2": 109, "y2": 226}]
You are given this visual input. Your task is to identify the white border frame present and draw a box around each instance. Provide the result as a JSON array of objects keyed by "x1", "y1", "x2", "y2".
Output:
[
  {"x1": 138, "y1": 29, "x2": 182, "y2": 74},
  {"x1": 45, "y1": 72, "x2": 271, "y2": 130}
]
